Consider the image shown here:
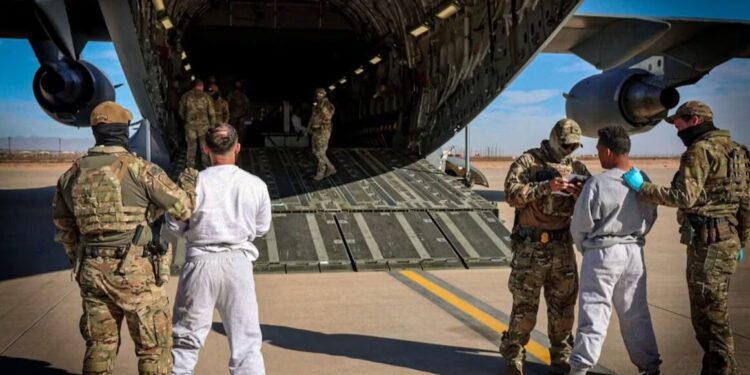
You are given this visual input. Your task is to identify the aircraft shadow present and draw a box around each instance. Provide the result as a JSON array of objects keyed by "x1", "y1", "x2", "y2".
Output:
[
  {"x1": 0, "y1": 356, "x2": 76, "y2": 374},
  {"x1": 213, "y1": 323, "x2": 554, "y2": 374},
  {"x1": 0, "y1": 187, "x2": 72, "y2": 281}
]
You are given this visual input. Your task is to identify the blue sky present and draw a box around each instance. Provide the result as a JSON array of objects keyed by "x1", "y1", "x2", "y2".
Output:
[{"x1": 0, "y1": 0, "x2": 748, "y2": 155}]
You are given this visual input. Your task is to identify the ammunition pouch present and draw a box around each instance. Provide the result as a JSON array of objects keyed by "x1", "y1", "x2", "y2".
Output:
[
  {"x1": 511, "y1": 226, "x2": 570, "y2": 245},
  {"x1": 686, "y1": 214, "x2": 735, "y2": 245}
]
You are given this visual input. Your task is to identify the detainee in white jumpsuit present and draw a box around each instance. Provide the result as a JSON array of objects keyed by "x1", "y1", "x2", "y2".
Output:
[
  {"x1": 569, "y1": 133, "x2": 662, "y2": 374},
  {"x1": 168, "y1": 124, "x2": 271, "y2": 375}
]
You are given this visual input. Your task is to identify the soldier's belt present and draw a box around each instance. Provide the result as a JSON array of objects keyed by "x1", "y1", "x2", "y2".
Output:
[
  {"x1": 687, "y1": 215, "x2": 735, "y2": 245},
  {"x1": 83, "y1": 246, "x2": 129, "y2": 259},
  {"x1": 512, "y1": 227, "x2": 570, "y2": 244}
]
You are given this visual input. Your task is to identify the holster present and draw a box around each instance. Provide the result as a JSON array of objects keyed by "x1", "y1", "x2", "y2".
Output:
[{"x1": 144, "y1": 242, "x2": 169, "y2": 286}]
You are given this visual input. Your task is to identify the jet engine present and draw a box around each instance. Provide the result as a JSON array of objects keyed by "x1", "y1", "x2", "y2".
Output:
[
  {"x1": 32, "y1": 59, "x2": 115, "y2": 127},
  {"x1": 565, "y1": 69, "x2": 680, "y2": 137}
]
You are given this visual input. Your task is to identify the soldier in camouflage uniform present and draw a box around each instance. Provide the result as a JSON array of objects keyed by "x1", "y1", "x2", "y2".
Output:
[
  {"x1": 309, "y1": 88, "x2": 336, "y2": 180},
  {"x1": 179, "y1": 79, "x2": 216, "y2": 168},
  {"x1": 52, "y1": 101, "x2": 197, "y2": 375},
  {"x1": 500, "y1": 119, "x2": 591, "y2": 374},
  {"x1": 227, "y1": 80, "x2": 251, "y2": 144},
  {"x1": 208, "y1": 83, "x2": 230, "y2": 124},
  {"x1": 624, "y1": 101, "x2": 750, "y2": 375},
  {"x1": 228, "y1": 80, "x2": 250, "y2": 126}
]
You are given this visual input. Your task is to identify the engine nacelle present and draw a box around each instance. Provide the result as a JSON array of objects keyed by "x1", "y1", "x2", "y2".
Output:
[
  {"x1": 565, "y1": 69, "x2": 679, "y2": 137},
  {"x1": 33, "y1": 59, "x2": 115, "y2": 127}
]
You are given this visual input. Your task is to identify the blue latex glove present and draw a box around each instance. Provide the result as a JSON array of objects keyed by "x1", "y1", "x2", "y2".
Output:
[
  {"x1": 739, "y1": 248, "x2": 745, "y2": 263},
  {"x1": 623, "y1": 167, "x2": 644, "y2": 192}
]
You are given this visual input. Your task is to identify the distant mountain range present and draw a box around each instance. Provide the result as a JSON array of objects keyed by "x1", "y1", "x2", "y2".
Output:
[{"x1": 3, "y1": 137, "x2": 94, "y2": 152}]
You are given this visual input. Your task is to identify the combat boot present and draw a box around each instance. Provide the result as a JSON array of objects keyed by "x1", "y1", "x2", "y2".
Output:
[
  {"x1": 313, "y1": 171, "x2": 325, "y2": 181},
  {"x1": 324, "y1": 166, "x2": 337, "y2": 178},
  {"x1": 504, "y1": 358, "x2": 523, "y2": 375}
]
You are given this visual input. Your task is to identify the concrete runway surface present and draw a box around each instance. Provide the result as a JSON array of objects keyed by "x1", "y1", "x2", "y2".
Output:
[{"x1": 0, "y1": 160, "x2": 748, "y2": 374}]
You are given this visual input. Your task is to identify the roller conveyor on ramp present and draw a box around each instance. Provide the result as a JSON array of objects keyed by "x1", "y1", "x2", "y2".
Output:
[{"x1": 176, "y1": 148, "x2": 514, "y2": 273}]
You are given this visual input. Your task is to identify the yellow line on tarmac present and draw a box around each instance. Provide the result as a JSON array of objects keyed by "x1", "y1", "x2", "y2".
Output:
[{"x1": 399, "y1": 270, "x2": 551, "y2": 364}]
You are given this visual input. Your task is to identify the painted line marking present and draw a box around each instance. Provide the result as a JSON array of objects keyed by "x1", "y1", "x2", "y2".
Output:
[{"x1": 398, "y1": 270, "x2": 551, "y2": 364}]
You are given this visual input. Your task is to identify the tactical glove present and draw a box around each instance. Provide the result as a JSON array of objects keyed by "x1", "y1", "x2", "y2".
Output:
[{"x1": 623, "y1": 167, "x2": 645, "y2": 192}]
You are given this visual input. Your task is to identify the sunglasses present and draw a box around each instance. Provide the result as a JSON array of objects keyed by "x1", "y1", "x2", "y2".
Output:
[{"x1": 562, "y1": 143, "x2": 580, "y2": 151}]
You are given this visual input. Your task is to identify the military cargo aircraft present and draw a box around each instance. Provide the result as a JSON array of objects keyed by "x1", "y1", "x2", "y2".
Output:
[{"x1": 2, "y1": 0, "x2": 748, "y2": 273}]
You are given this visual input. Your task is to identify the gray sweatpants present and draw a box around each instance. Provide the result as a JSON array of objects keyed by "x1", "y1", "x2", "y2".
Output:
[
  {"x1": 569, "y1": 243, "x2": 661, "y2": 374},
  {"x1": 172, "y1": 251, "x2": 265, "y2": 375}
]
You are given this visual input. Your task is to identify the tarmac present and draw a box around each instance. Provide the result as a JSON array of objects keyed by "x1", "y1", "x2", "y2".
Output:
[{"x1": 1, "y1": 160, "x2": 749, "y2": 374}]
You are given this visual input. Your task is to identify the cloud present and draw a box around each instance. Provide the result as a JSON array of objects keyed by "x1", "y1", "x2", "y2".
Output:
[
  {"x1": 496, "y1": 89, "x2": 561, "y2": 106},
  {"x1": 556, "y1": 61, "x2": 598, "y2": 74}
]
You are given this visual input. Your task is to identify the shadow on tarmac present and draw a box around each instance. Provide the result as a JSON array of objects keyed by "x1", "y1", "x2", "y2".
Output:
[
  {"x1": 213, "y1": 323, "x2": 555, "y2": 374},
  {"x1": 0, "y1": 356, "x2": 76, "y2": 374},
  {"x1": 0, "y1": 187, "x2": 72, "y2": 281}
]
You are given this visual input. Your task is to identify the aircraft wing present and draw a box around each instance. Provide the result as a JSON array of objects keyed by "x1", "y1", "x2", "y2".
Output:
[{"x1": 544, "y1": 14, "x2": 750, "y2": 84}]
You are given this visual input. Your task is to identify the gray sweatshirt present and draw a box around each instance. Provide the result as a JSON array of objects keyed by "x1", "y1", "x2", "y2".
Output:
[{"x1": 571, "y1": 168, "x2": 657, "y2": 251}]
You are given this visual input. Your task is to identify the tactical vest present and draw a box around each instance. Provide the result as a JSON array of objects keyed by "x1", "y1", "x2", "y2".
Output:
[
  {"x1": 527, "y1": 149, "x2": 576, "y2": 217},
  {"x1": 700, "y1": 138, "x2": 750, "y2": 210},
  {"x1": 71, "y1": 154, "x2": 147, "y2": 235}
]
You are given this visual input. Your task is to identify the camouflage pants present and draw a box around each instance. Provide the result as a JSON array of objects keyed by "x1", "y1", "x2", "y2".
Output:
[
  {"x1": 77, "y1": 247, "x2": 172, "y2": 375},
  {"x1": 500, "y1": 239, "x2": 578, "y2": 369},
  {"x1": 185, "y1": 127, "x2": 207, "y2": 168},
  {"x1": 311, "y1": 128, "x2": 335, "y2": 176},
  {"x1": 687, "y1": 236, "x2": 740, "y2": 375}
]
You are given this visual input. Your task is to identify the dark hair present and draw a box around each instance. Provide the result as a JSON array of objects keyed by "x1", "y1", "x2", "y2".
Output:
[
  {"x1": 597, "y1": 126, "x2": 631, "y2": 155},
  {"x1": 205, "y1": 123, "x2": 238, "y2": 154}
]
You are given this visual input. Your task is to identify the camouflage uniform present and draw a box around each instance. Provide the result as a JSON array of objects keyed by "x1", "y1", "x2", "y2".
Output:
[
  {"x1": 309, "y1": 88, "x2": 336, "y2": 180},
  {"x1": 208, "y1": 84, "x2": 230, "y2": 124},
  {"x1": 227, "y1": 87, "x2": 250, "y2": 127},
  {"x1": 500, "y1": 119, "x2": 590, "y2": 374},
  {"x1": 52, "y1": 102, "x2": 197, "y2": 375},
  {"x1": 637, "y1": 101, "x2": 750, "y2": 375},
  {"x1": 179, "y1": 89, "x2": 216, "y2": 168}
]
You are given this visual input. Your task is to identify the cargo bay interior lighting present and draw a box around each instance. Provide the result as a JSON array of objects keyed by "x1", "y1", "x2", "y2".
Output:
[
  {"x1": 190, "y1": 75, "x2": 195, "y2": 81},
  {"x1": 181, "y1": 51, "x2": 187, "y2": 60},
  {"x1": 328, "y1": 85, "x2": 336, "y2": 91},
  {"x1": 435, "y1": 2, "x2": 461, "y2": 19},
  {"x1": 410, "y1": 23, "x2": 431, "y2": 37},
  {"x1": 354, "y1": 66, "x2": 364, "y2": 75},
  {"x1": 184, "y1": 64, "x2": 191, "y2": 71},
  {"x1": 338, "y1": 77, "x2": 347, "y2": 84},
  {"x1": 159, "y1": 15, "x2": 174, "y2": 30},
  {"x1": 369, "y1": 55, "x2": 383, "y2": 65}
]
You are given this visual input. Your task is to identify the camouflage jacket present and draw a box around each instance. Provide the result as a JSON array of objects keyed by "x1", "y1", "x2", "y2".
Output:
[
  {"x1": 227, "y1": 90, "x2": 250, "y2": 122},
  {"x1": 179, "y1": 90, "x2": 216, "y2": 129},
  {"x1": 640, "y1": 130, "x2": 750, "y2": 247},
  {"x1": 52, "y1": 146, "x2": 195, "y2": 262},
  {"x1": 505, "y1": 142, "x2": 590, "y2": 231},
  {"x1": 213, "y1": 97, "x2": 230, "y2": 124},
  {"x1": 309, "y1": 98, "x2": 335, "y2": 131}
]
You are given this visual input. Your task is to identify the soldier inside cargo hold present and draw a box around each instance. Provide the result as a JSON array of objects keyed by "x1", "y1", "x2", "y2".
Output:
[
  {"x1": 179, "y1": 79, "x2": 216, "y2": 168},
  {"x1": 208, "y1": 83, "x2": 230, "y2": 124},
  {"x1": 624, "y1": 101, "x2": 750, "y2": 375},
  {"x1": 309, "y1": 88, "x2": 336, "y2": 180},
  {"x1": 228, "y1": 80, "x2": 251, "y2": 141},
  {"x1": 168, "y1": 124, "x2": 270, "y2": 375},
  {"x1": 500, "y1": 118, "x2": 591, "y2": 375},
  {"x1": 52, "y1": 101, "x2": 197, "y2": 375}
]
